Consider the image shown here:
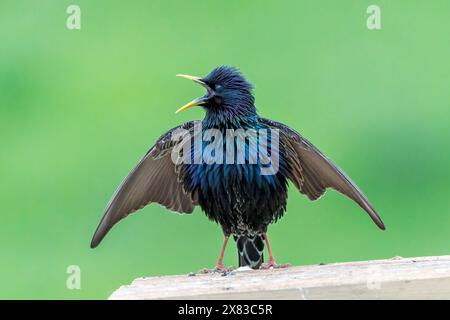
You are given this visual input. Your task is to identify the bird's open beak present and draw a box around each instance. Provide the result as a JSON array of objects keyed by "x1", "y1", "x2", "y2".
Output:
[{"x1": 175, "y1": 74, "x2": 213, "y2": 113}]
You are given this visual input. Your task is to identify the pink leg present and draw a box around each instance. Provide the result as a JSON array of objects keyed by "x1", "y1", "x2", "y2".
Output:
[
  {"x1": 215, "y1": 236, "x2": 229, "y2": 269},
  {"x1": 264, "y1": 233, "x2": 276, "y2": 265},
  {"x1": 199, "y1": 236, "x2": 233, "y2": 274},
  {"x1": 261, "y1": 233, "x2": 290, "y2": 269}
]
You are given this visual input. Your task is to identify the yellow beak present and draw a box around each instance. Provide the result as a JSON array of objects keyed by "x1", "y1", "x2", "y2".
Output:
[
  {"x1": 176, "y1": 74, "x2": 203, "y2": 84},
  {"x1": 175, "y1": 74, "x2": 212, "y2": 113},
  {"x1": 175, "y1": 96, "x2": 207, "y2": 114}
]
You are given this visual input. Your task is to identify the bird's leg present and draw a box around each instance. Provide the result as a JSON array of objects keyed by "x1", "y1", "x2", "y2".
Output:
[
  {"x1": 215, "y1": 235, "x2": 229, "y2": 270},
  {"x1": 264, "y1": 233, "x2": 276, "y2": 266},
  {"x1": 260, "y1": 233, "x2": 290, "y2": 269},
  {"x1": 199, "y1": 236, "x2": 233, "y2": 274}
]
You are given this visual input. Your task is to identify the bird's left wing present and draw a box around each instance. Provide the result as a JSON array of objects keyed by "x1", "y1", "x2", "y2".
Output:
[
  {"x1": 259, "y1": 118, "x2": 385, "y2": 230},
  {"x1": 90, "y1": 121, "x2": 200, "y2": 248}
]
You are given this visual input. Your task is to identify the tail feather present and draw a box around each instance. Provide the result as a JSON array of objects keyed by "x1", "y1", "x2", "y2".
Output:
[{"x1": 236, "y1": 235, "x2": 264, "y2": 269}]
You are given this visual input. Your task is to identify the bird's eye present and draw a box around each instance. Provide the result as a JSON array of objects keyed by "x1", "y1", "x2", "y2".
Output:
[{"x1": 215, "y1": 84, "x2": 223, "y2": 92}]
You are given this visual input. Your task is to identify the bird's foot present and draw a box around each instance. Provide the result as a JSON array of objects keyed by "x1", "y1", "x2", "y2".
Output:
[
  {"x1": 199, "y1": 265, "x2": 234, "y2": 275},
  {"x1": 260, "y1": 261, "x2": 291, "y2": 270}
]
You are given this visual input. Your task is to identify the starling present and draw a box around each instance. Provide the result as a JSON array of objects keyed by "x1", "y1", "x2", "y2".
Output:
[{"x1": 90, "y1": 66, "x2": 385, "y2": 270}]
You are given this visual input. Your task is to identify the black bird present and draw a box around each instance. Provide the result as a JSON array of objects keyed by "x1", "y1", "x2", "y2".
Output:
[{"x1": 91, "y1": 66, "x2": 385, "y2": 270}]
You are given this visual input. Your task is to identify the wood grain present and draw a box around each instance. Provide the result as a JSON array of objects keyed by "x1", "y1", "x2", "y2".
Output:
[{"x1": 109, "y1": 255, "x2": 450, "y2": 300}]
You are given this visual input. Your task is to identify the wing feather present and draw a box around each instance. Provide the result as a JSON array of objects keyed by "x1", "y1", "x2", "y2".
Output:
[
  {"x1": 90, "y1": 121, "x2": 199, "y2": 248},
  {"x1": 260, "y1": 118, "x2": 385, "y2": 230}
]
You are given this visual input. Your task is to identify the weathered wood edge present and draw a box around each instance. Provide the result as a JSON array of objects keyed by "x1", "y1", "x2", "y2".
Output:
[{"x1": 109, "y1": 255, "x2": 450, "y2": 300}]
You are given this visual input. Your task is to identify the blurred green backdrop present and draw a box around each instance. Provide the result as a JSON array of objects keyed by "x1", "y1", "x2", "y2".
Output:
[{"x1": 1, "y1": 0, "x2": 449, "y2": 299}]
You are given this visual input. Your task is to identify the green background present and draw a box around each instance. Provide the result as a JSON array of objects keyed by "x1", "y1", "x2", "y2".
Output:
[{"x1": 1, "y1": 0, "x2": 449, "y2": 299}]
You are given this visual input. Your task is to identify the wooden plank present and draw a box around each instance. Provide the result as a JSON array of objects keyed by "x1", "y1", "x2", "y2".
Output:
[{"x1": 109, "y1": 255, "x2": 450, "y2": 300}]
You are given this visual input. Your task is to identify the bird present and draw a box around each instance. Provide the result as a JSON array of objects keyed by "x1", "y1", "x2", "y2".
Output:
[{"x1": 90, "y1": 65, "x2": 385, "y2": 270}]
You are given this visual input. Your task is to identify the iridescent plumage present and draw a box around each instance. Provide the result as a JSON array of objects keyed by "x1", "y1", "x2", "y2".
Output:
[{"x1": 91, "y1": 66, "x2": 385, "y2": 270}]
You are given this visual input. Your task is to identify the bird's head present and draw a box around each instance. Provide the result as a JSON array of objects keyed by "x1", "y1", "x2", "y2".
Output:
[{"x1": 176, "y1": 66, "x2": 256, "y2": 121}]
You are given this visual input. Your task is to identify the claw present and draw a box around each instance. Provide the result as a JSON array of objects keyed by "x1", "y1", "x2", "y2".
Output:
[
  {"x1": 260, "y1": 262, "x2": 291, "y2": 270},
  {"x1": 199, "y1": 265, "x2": 234, "y2": 274}
]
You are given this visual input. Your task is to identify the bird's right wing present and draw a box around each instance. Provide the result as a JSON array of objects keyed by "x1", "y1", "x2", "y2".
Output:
[
  {"x1": 260, "y1": 118, "x2": 385, "y2": 230},
  {"x1": 90, "y1": 121, "x2": 200, "y2": 248}
]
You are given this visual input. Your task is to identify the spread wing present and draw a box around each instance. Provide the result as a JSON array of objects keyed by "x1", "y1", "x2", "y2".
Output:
[
  {"x1": 90, "y1": 121, "x2": 199, "y2": 248},
  {"x1": 260, "y1": 118, "x2": 385, "y2": 230}
]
